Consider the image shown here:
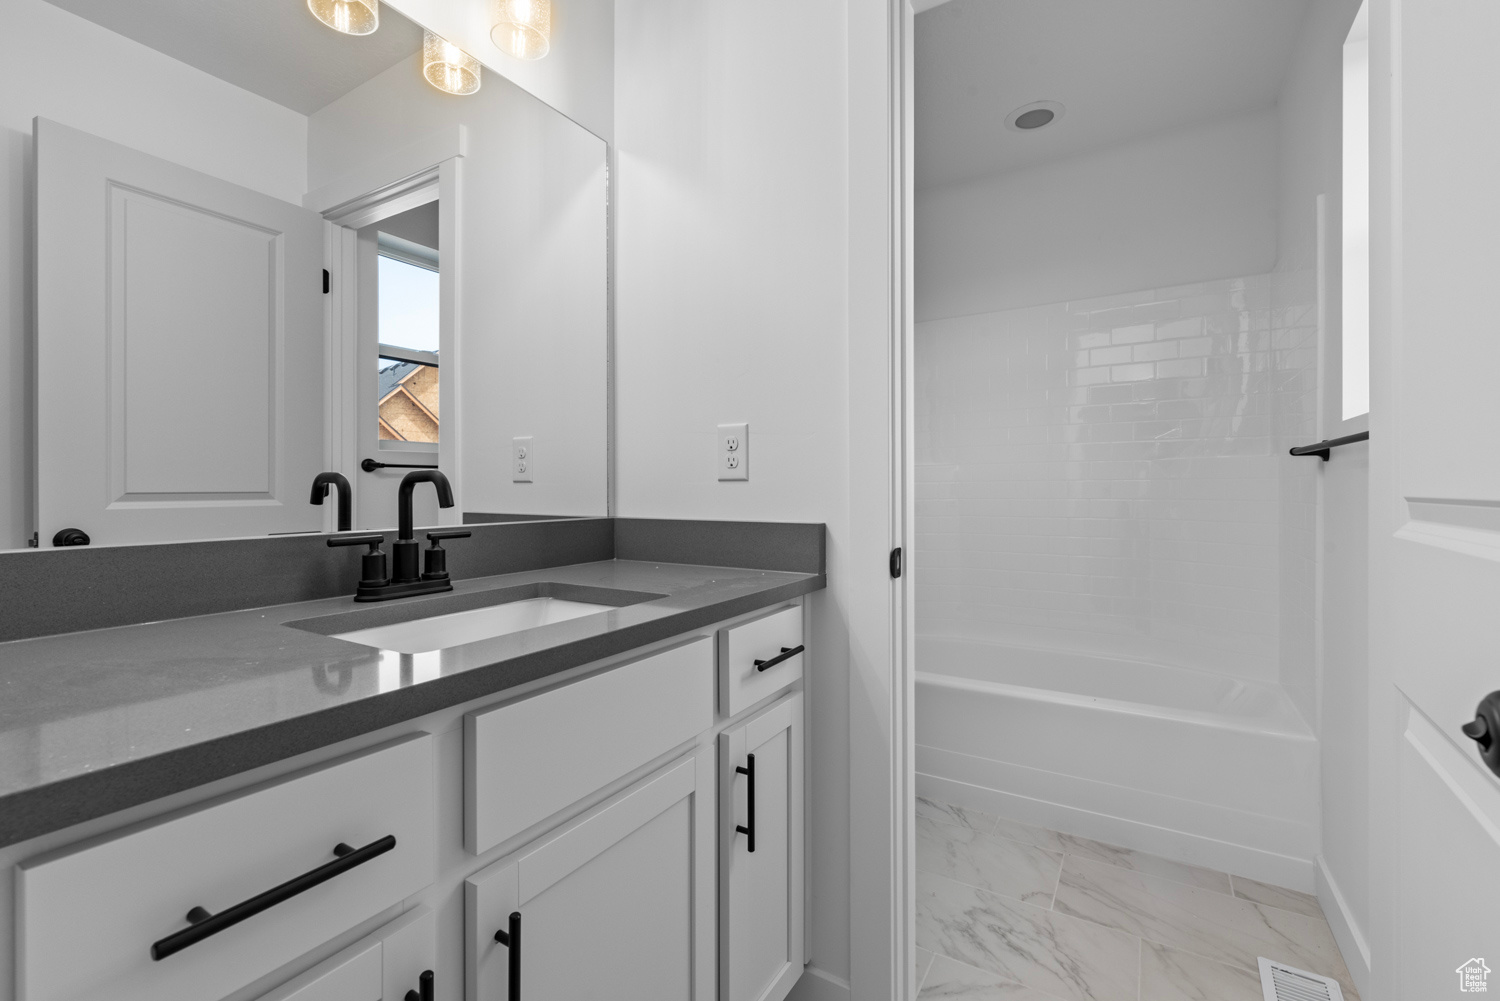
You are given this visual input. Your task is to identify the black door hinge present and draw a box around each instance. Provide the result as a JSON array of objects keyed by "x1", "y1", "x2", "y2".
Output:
[
  {"x1": 889, "y1": 546, "x2": 903, "y2": 579},
  {"x1": 322, "y1": 269, "x2": 330, "y2": 294}
]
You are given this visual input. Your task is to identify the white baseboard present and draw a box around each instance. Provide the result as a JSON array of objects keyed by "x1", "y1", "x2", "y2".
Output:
[
  {"x1": 918, "y1": 772, "x2": 1317, "y2": 891},
  {"x1": 785, "y1": 966, "x2": 852, "y2": 1001},
  {"x1": 1316, "y1": 854, "x2": 1371, "y2": 998}
]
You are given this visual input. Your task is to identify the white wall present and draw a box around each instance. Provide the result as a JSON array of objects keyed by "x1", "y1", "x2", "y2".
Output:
[
  {"x1": 0, "y1": 0, "x2": 308, "y2": 551},
  {"x1": 613, "y1": 0, "x2": 852, "y2": 985},
  {"x1": 310, "y1": 54, "x2": 610, "y2": 518},
  {"x1": 916, "y1": 110, "x2": 1278, "y2": 322},
  {"x1": 1274, "y1": 0, "x2": 1371, "y2": 986}
]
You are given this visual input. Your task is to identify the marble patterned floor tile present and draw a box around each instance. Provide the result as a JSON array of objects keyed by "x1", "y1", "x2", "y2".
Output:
[
  {"x1": 917, "y1": 815, "x2": 1064, "y2": 906},
  {"x1": 1053, "y1": 856, "x2": 1352, "y2": 983},
  {"x1": 919, "y1": 796, "x2": 1001, "y2": 833},
  {"x1": 916, "y1": 870, "x2": 1140, "y2": 1001},
  {"x1": 987, "y1": 818, "x2": 1229, "y2": 894},
  {"x1": 917, "y1": 947, "x2": 935, "y2": 988},
  {"x1": 1229, "y1": 874, "x2": 1322, "y2": 917},
  {"x1": 918, "y1": 955, "x2": 1062, "y2": 1000},
  {"x1": 1139, "y1": 941, "x2": 1263, "y2": 1001}
]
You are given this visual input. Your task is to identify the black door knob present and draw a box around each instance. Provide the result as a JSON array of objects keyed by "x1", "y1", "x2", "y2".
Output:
[
  {"x1": 1461, "y1": 691, "x2": 1500, "y2": 778},
  {"x1": 404, "y1": 969, "x2": 434, "y2": 1001}
]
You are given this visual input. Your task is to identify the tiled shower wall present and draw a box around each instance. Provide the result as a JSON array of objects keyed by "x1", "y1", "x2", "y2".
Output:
[{"x1": 916, "y1": 275, "x2": 1317, "y2": 686}]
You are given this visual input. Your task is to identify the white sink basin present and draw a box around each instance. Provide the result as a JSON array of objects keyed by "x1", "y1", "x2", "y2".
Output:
[{"x1": 331, "y1": 597, "x2": 616, "y2": 654}]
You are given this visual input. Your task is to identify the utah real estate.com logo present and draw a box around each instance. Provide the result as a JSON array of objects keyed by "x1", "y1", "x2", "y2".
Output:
[{"x1": 1459, "y1": 958, "x2": 1492, "y2": 992}]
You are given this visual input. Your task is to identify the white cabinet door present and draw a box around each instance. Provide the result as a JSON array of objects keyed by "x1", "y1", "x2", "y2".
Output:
[
  {"x1": 465, "y1": 749, "x2": 715, "y2": 1001},
  {"x1": 33, "y1": 117, "x2": 325, "y2": 546},
  {"x1": 257, "y1": 906, "x2": 436, "y2": 1001},
  {"x1": 720, "y1": 693, "x2": 804, "y2": 1001}
]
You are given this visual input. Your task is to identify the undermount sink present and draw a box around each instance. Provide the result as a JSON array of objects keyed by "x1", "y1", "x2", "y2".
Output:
[
  {"x1": 285, "y1": 582, "x2": 665, "y2": 655},
  {"x1": 330, "y1": 597, "x2": 616, "y2": 654}
]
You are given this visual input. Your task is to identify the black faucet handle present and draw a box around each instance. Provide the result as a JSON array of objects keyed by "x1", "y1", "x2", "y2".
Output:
[
  {"x1": 328, "y1": 533, "x2": 390, "y2": 591},
  {"x1": 422, "y1": 529, "x2": 469, "y2": 582},
  {"x1": 327, "y1": 533, "x2": 385, "y2": 549}
]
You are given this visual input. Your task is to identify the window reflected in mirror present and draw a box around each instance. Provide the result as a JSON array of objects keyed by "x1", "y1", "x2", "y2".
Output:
[{"x1": 376, "y1": 218, "x2": 439, "y2": 444}]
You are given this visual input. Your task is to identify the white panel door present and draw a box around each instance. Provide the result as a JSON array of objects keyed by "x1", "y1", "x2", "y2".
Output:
[
  {"x1": 466, "y1": 749, "x2": 716, "y2": 1001},
  {"x1": 34, "y1": 117, "x2": 325, "y2": 546},
  {"x1": 1376, "y1": 1, "x2": 1500, "y2": 996},
  {"x1": 719, "y1": 693, "x2": 804, "y2": 1001}
]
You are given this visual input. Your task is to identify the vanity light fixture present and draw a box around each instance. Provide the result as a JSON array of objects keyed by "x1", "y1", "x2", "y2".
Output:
[
  {"x1": 308, "y1": 0, "x2": 378, "y2": 35},
  {"x1": 423, "y1": 32, "x2": 482, "y2": 95},
  {"x1": 491, "y1": 0, "x2": 552, "y2": 60}
]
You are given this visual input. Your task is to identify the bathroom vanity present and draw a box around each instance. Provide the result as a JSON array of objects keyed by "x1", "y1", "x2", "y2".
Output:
[{"x1": 0, "y1": 521, "x2": 823, "y2": 1001}]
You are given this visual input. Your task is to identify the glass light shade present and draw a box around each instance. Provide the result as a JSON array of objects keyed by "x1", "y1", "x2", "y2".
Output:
[
  {"x1": 491, "y1": 0, "x2": 551, "y2": 60},
  {"x1": 423, "y1": 32, "x2": 481, "y2": 95},
  {"x1": 308, "y1": 0, "x2": 378, "y2": 35}
]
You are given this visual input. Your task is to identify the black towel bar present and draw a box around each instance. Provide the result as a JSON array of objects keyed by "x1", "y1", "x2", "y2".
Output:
[{"x1": 1289, "y1": 430, "x2": 1369, "y2": 461}]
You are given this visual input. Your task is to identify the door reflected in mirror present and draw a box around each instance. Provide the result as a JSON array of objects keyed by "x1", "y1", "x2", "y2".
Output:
[{"x1": 9, "y1": 0, "x2": 608, "y2": 550}]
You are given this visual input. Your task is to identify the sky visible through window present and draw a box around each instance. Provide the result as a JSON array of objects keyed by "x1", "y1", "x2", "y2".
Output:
[{"x1": 378, "y1": 255, "x2": 439, "y2": 354}]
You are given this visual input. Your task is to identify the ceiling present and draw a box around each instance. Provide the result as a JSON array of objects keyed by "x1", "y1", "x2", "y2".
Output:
[
  {"x1": 44, "y1": 0, "x2": 425, "y2": 115},
  {"x1": 915, "y1": 0, "x2": 1315, "y2": 190}
]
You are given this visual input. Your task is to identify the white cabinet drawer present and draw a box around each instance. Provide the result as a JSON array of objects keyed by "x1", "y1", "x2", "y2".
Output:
[
  {"x1": 18, "y1": 734, "x2": 436, "y2": 1001},
  {"x1": 257, "y1": 905, "x2": 436, "y2": 1001},
  {"x1": 718, "y1": 604, "x2": 804, "y2": 718},
  {"x1": 465, "y1": 636, "x2": 714, "y2": 855}
]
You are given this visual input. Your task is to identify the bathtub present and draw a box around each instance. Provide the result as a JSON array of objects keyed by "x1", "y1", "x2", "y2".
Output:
[{"x1": 914, "y1": 636, "x2": 1320, "y2": 889}]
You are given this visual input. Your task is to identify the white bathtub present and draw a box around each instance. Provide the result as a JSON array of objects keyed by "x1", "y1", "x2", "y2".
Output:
[{"x1": 915, "y1": 636, "x2": 1320, "y2": 889}]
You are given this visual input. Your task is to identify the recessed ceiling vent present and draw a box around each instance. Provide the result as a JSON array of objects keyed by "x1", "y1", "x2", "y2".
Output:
[
  {"x1": 1258, "y1": 958, "x2": 1345, "y2": 1001},
  {"x1": 1005, "y1": 100, "x2": 1065, "y2": 132}
]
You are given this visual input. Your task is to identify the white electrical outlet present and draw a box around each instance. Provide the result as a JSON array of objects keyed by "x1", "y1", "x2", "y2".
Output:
[
  {"x1": 513, "y1": 436, "x2": 534, "y2": 482},
  {"x1": 717, "y1": 423, "x2": 748, "y2": 481}
]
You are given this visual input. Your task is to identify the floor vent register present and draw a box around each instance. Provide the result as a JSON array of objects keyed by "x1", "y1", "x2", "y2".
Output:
[{"x1": 1259, "y1": 958, "x2": 1345, "y2": 1001}]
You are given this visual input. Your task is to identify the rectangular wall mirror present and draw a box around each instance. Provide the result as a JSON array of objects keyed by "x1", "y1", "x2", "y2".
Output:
[{"x1": 5, "y1": 0, "x2": 608, "y2": 549}]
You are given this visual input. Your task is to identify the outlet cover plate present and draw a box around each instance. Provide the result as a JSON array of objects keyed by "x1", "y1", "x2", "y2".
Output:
[
  {"x1": 718, "y1": 423, "x2": 748, "y2": 481},
  {"x1": 513, "y1": 436, "x2": 533, "y2": 482}
]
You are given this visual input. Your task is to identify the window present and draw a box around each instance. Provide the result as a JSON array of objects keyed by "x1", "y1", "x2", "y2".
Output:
[
  {"x1": 1342, "y1": 2, "x2": 1370, "y2": 420},
  {"x1": 377, "y1": 236, "x2": 439, "y2": 443}
]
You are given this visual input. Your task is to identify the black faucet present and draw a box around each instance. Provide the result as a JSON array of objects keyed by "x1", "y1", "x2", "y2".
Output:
[
  {"x1": 394, "y1": 470, "x2": 455, "y2": 583},
  {"x1": 326, "y1": 469, "x2": 470, "y2": 602},
  {"x1": 310, "y1": 472, "x2": 353, "y2": 532}
]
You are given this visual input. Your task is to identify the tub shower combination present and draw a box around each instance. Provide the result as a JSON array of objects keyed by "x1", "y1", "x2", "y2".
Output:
[{"x1": 914, "y1": 276, "x2": 1321, "y2": 889}]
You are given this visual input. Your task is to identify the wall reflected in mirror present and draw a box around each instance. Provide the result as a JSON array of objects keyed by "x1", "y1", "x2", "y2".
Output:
[{"x1": 3, "y1": 0, "x2": 608, "y2": 550}]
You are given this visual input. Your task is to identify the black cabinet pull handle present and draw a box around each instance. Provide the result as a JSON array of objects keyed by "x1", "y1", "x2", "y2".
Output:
[
  {"x1": 736, "y1": 753, "x2": 756, "y2": 853},
  {"x1": 405, "y1": 969, "x2": 434, "y2": 1001},
  {"x1": 150, "y1": 835, "x2": 396, "y2": 961},
  {"x1": 493, "y1": 910, "x2": 521, "y2": 999},
  {"x1": 753, "y1": 645, "x2": 804, "y2": 673}
]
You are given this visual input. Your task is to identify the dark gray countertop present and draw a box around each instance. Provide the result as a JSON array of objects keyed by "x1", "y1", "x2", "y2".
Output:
[{"x1": 0, "y1": 559, "x2": 823, "y2": 848}]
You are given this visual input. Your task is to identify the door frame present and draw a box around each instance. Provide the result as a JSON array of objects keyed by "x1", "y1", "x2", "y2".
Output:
[
  {"x1": 305, "y1": 126, "x2": 466, "y2": 528},
  {"x1": 847, "y1": 0, "x2": 915, "y2": 998}
]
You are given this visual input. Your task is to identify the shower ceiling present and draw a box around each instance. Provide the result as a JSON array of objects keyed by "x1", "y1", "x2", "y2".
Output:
[{"x1": 914, "y1": 0, "x2": 1315, "y2": 190}]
